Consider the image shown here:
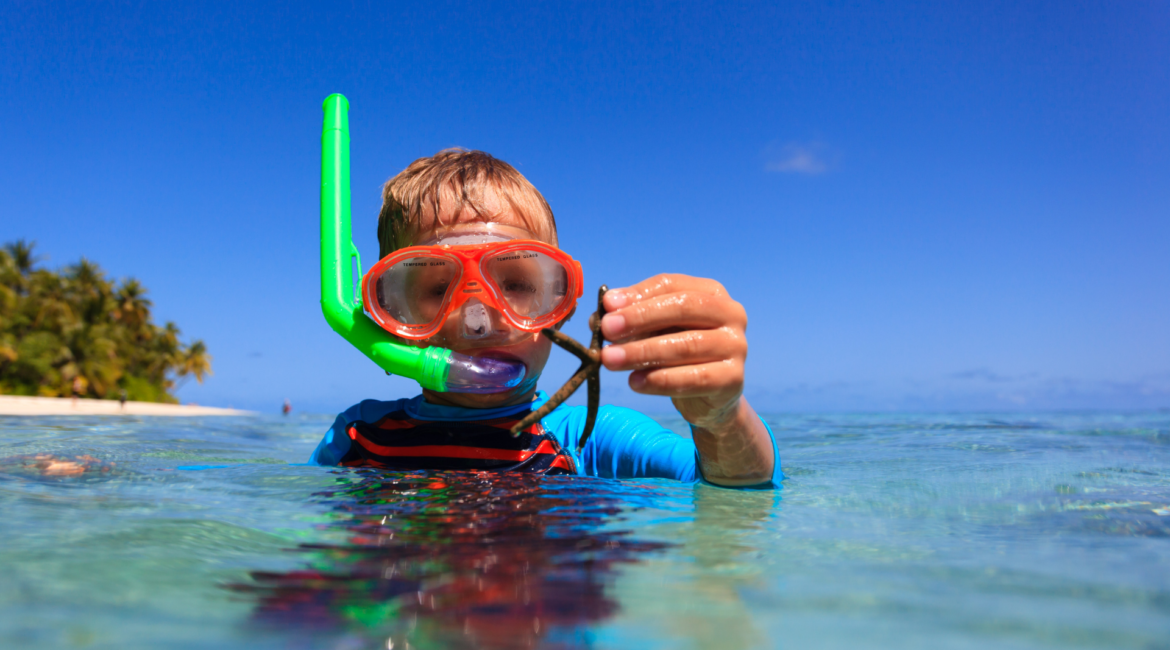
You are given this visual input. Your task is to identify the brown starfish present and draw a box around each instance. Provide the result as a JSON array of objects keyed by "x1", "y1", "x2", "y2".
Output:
[{"x1": 509, "y1": 285, "x2": 607, "y2": 453}]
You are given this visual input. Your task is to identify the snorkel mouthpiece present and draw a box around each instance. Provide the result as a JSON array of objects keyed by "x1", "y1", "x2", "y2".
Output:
[
  {"x1": 445, "y1": 352, "x2": 526, "y2": 393},
  {"x1": 320, "y1": 93, "x2": 526, "y2": 393}
]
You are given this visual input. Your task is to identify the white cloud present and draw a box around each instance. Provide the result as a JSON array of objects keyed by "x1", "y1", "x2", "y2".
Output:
[{"x1": 765, "y1": 142, "x2": 833, "y2": 175}]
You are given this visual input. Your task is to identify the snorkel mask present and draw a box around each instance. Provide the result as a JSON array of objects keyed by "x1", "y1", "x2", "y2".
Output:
[
  {"x1": 362, "y1": 231, "x2": 583, "y2": 348},
  {"x1": 321, "y1": 93, "x2": 561, "y2": 393}
]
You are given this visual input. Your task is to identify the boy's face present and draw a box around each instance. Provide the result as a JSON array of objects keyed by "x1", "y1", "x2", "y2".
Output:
[{"x1": 408, "y1": 190, "x2": 562, "y2": 409}]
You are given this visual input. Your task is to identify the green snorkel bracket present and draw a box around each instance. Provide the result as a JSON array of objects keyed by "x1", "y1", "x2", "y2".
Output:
[{"x1": 320, "y1": 94, "x2": 525, "y2": 393}]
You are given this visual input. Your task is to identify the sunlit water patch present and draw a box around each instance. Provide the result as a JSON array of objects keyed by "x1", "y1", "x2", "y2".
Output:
[{"x1": 1, "y1": 411, "x2": 1168, "y2": 649}]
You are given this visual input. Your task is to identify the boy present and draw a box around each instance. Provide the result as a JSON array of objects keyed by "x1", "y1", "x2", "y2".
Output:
[{"x1": 311, "y1": 149, "x2": 778, "y2": 488}]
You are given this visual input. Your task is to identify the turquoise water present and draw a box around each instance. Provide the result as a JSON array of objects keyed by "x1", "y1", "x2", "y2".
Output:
[{"x1": 1, "y1": 412, "x2": 1168, "y2": 649}]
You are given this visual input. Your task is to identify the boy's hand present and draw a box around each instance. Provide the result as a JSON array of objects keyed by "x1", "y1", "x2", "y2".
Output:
[
  {"x1": 599, "y1": 274, "x2": 772, "y2": 486},
  {"x1": 599, "y1": 274, "x2": 748, "y2": 428}
]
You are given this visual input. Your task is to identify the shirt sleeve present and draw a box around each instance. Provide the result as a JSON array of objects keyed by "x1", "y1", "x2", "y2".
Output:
[
  {"x1": 309, "y1": 399, "x2": 404, "y2": 466},
  {"x1": 542, "y1": 405, "x2": 695, "y2": 481},
  {"x1": 309, "y1": 410, "x2": 354, "y2": 466},
  {"x1": 543, "y1": 404, "x2": 781, "y2": 487}
]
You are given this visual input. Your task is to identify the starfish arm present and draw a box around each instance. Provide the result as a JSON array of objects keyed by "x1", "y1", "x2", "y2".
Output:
[
  {"x1": 510, "y1": 398, "x2": 559, "y2": 437},
  {"x1": 590, "y1": 285, "x2": 608, "y2": 350},
  {"x1": 543, "y1": 328, "x2": 597, "y2": 364},
  {"x1": 577, "y1": 374, "x2": 601, "y2": 453},
  {"x1": 549, "y1": 365, "x2": 592, "y2": 405},
  {"x1": 509, "y1": 285, "x2": 610, "y2": 441},
  {"x1": 509, "y1": 363, "x2": 593, "y2": 436}
]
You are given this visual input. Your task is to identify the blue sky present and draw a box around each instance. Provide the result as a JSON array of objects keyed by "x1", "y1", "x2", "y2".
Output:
[{"x1": 2, "y1": 1, "x2": 1167, "y2": 413}]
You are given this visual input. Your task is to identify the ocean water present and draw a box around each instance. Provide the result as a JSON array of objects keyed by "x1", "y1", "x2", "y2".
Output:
[{"x1": 1, "y1": 412, "x2": 1167, "y2": 649}]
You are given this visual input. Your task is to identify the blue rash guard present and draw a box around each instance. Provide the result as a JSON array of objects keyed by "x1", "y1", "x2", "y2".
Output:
[{"x1": 310, "y1": 391, "x2": 782, "y2": 488}]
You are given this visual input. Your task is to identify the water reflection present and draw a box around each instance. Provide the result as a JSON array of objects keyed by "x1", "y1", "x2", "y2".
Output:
[
  {"x1": 613, "y1": 486, "x2": 780, "y2": 650},
  {"x1": 231, "y1": 470, "x2": 671, "y2": 649}
]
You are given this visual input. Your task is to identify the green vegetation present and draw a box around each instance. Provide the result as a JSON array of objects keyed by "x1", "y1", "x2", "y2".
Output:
[{"x1": 0, "y1": 240, "x2": 211, "y2": 402}]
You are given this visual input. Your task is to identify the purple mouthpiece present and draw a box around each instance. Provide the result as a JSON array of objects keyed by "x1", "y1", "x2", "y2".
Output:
[{"x1": 445, "y1": 352, "x2": 526, "y2": 393}]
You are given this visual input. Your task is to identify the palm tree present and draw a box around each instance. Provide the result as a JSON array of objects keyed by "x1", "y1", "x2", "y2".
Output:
[
  {"x1": 30, "y1": 271, "x2": 75, "y2": 334},
  {"x1": 3, "y1": 240, "x2": 42, "y2": 300},
  {"x1": 4, "y1": 240, "x2": 41, "y2": 277},
  {"x1": 1, "y1": 242, "x2": 211, "y2": 402},
  {"x1": 114, "y1": 279, "x2": 152, "y2": 330},
  {"x1": 67, "y1": 258, "x2": 104, "y2": 291},
  {"x1": 0, "y1": 249, "x2": 17, "y2": 321},
  {"x1": 175, "y1": 340, "x2": 213, "y2": 388}
]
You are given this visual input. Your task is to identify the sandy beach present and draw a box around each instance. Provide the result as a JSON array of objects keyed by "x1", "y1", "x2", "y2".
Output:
[{"x1": 0, "y1": 395, "x2": 252, "y2": 416}]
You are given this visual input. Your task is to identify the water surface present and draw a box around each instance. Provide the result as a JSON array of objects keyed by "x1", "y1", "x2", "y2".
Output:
[{"x1": 1, "y1": 412, "x2": 1167, "y2": 649}]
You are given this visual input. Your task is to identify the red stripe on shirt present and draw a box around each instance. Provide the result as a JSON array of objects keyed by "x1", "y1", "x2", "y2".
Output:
[
  {"x1": 550, "y1": 455, "x2": 575, "y2": 472},
  {"x1": 348, "y1": 426, "x2": 558, "y2": 462}
]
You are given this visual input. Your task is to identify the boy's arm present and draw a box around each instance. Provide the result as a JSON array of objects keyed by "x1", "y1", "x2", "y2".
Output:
[{"x1": 600, "y1": 274, "x2": 774, "y2": 487}]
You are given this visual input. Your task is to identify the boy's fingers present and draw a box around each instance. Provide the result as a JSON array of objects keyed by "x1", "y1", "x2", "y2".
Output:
[
  {"x1": 603, "y1": 274, "x2": 726, "y2": 312},
  {"x1": 600, "y1": 291, "x2": 747, "y2": 343},
  {"x1": 601, "y1": 327, "x2": 745, "y2": 371},
  {"x1": 627, "y1": 360, "x2": 744, "y2": 398}
]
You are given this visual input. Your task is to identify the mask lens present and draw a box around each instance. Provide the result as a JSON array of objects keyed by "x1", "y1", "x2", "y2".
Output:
[
  {"x1": 483, "y1": 248, "x2": 570, "y2": 320},
  {"x1": 375, "y1": 256, "x2": 459, "y2": 326}
]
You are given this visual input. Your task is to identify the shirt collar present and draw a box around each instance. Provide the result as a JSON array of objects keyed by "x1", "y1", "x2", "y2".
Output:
[{"x1": 405, "y1": 391, "x2": 550, "y2": 421}]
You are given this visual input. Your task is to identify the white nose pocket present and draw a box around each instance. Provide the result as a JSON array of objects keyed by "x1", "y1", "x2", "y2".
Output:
[{"x1": 462, "y1": 301, "x2": 492, "y2": 339}]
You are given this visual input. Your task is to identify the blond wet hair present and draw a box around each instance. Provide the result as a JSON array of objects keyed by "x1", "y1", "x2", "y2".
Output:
[{"x1": 377, "y1": 149, "x2": 558, "y2": 258}]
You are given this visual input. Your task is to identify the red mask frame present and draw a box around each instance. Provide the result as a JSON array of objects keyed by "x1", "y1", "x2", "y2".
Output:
[{"x1": 361, "y1": 240, "x2": 584, "y2": 341}]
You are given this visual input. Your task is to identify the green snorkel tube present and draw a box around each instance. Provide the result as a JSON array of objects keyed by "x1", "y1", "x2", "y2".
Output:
[{"x1": 321, "y1": 94, "x2": 526, "y2": 393}]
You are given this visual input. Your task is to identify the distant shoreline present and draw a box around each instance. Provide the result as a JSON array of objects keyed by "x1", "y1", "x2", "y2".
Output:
[{"x1": 0, "y1": 395, "x2": 252, "y2": 416}]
